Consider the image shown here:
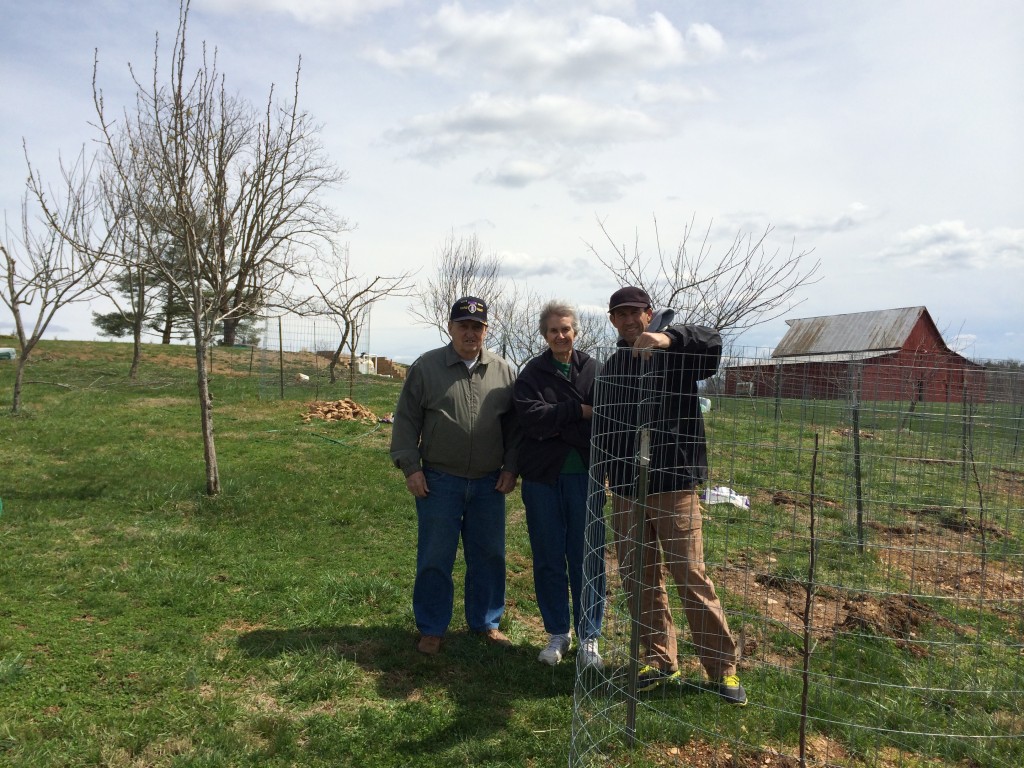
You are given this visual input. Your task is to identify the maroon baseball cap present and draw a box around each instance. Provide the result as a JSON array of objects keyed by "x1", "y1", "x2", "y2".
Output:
[{"x1": 608, "y1": 286, "x2": 652, "y2": 312}]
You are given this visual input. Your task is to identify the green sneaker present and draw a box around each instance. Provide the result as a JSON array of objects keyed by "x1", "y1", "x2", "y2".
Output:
[
  {"x1": 636, "y1": 664, "x2": 681, "y2": 692},
  {"x1": 715, "y1": 674, "x2": 747, "y2": 706}
]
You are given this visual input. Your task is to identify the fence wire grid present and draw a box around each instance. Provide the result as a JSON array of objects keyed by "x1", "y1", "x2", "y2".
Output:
[
  {"x1": 255, "y1": 314, "x2": 401, "y2": 402},
  {"x1": 570, "y1": 345, "x2": 1023, "y2": 768}
]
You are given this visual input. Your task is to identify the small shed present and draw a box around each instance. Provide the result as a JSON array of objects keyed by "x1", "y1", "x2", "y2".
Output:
[{"x1": 725, "y1": 307, "x2": 986, "y2": 403}]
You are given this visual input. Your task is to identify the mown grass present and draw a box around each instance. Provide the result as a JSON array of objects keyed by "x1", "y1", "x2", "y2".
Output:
[
  {"x1": 2, "y1": 340, "x2": 1021, "y2": 767},
  {"x1": 0, "y1": 340, "x2": 572, "y2": 768}
]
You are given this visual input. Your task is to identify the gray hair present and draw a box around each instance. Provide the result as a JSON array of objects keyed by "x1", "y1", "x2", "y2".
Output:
[{"x1": 538, "y1": 300, "x2": 579, "y2": 336}]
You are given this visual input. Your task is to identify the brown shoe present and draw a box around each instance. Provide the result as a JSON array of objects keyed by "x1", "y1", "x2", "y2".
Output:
[
  {"x1": 416, "y1": 634, "x2": 442, "y2": 655},
  {"x1": 476, "y1": 628, "x2": 512, "y2": 648}
]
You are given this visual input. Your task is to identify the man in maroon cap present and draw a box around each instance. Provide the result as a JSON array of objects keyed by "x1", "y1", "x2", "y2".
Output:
[{"x1": 595, "y1": 286, "x2": 746, "y2": 705}]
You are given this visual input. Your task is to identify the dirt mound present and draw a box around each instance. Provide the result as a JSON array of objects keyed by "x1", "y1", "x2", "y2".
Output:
[{"x1": 840, "y1": 595, "x2": 940, "y2": 649}]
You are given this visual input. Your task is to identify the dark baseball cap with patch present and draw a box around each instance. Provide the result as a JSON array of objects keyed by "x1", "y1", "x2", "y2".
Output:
[
  {"x1": 608, "y1": 286, "x2": 652, "y2": 312},
  {"x1": 450, "y1": 296, "x2": 489, "y2": 324}
]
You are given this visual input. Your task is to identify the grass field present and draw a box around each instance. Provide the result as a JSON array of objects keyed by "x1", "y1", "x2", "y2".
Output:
[{"x1": 1, "y1": 339, "x2": 1021, "y2": 767}]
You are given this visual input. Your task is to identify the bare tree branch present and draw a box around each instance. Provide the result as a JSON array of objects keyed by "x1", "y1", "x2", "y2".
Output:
[
  {"x1": 408, "y1": 232, "x2": 505, "y2": 342},
  {"x1": 586, "y1": 214, "x2": 821, "y2": 341},
  {"x1": 2, "y1": 160, "x2": 110, "y2": 411},
  {"x1": 305, "y1": 243, "x2": 416, "y2": 389}
]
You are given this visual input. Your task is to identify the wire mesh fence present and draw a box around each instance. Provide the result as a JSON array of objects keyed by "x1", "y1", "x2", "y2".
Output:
[
  {"x1": 256, "y1": 314, "x2": 404, "y2": 403},
  {"x1": 571, "y1": 345, "x2": 1023, "y2": 768}
]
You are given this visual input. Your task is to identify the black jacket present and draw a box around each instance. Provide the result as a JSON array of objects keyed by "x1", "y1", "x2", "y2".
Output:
[
  {"x1": 593, "y1": 324, "x2": 721, "y2": 495},
  {"x1": 513, "y1": 348, "x2": 597, "y2": 485}
]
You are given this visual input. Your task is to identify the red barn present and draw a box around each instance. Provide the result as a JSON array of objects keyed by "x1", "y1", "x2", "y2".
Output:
[{"x1": 725, "y1": 307, "x2": 986, "y2": 403}]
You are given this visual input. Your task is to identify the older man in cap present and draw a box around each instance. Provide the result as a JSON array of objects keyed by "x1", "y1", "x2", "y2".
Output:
[
  {"x1": 390, "y1": 296, "x2": 521, "y2": 655},
  {"x1": 595, "y1": 285, "x2": 746, "y2": 705}
]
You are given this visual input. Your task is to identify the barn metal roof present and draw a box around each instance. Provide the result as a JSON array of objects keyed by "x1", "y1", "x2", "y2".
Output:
[{"x1": 772, "y1": 306, "x2": 932, "y2": 358}]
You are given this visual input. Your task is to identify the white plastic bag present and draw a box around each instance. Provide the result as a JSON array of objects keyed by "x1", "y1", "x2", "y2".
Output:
[{"x1": 701, "y1": 485, "x2": 750, "y2": 510}]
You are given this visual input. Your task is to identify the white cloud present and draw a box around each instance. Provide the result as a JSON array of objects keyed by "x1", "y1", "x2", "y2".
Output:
[
  {"x1": 567, "y1": 170, "x2": 645, "y2": 203},
  {"x1": 775, "y1": 203, "x2": 878, "y2": 235},
  {"x1": 633, "y1": 79, "x2": 715, "y2": 105},
  {"x1": 739, "y1": 45, "x2": 766, "y2": 64},
  {"x1": 456, "y1": 218, "x2": 497, "y2": 233},
  {"x1": 949, "y1": 333, "x2": 977, "y2": 354},
  {"x1": 683, "y1": 22, "x2": 725, "y2": 59},
  {"x1": 386, "y1": 92, "x2": 666, "y2": 160},
  {"x1": 367, "y1": 5, "x2": 720, "y2": 83},
  {"x1": 588, "y1": 0, "x2": 636, "y2": 14},
  {"x1": 198, "y1": 0, "x2": 403, "y2": 25},
  {"x1": 363, "y1": 5, "x2": 724, "y2": 199},
  {"x1": 475, "y1": 159, "x2": 554, "y2": 189},
  {"x1": 497, "y1": 250, "x2": 566, "y2": 279},
  {"x1": 879, "y1": 221, "x2": 1024, "y2": 270}
]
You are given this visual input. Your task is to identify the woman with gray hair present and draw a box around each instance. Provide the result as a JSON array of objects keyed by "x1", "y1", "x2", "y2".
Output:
[{"x1": 513, "y1": 301, "x2": 606, "y2": 669}]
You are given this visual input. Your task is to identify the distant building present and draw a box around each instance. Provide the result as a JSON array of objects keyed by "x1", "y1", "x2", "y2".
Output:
[{"x1": 725, "y1": 306, "x2": 986, "y2": 402}]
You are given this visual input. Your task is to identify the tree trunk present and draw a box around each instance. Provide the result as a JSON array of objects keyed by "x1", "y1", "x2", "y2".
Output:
[
  {"x1": 328, "y1": 342, "x2": 343, "y2": 384},
  {"x1": 161, "y1": 310, "x2": 173, "y2": 344},
  {"x1": 222, "y1": 316, "x2": 238, "y2": 347},
  {"x1": 10, "y1": 332, "x2": 36, "y2": 414},
  {"x1": 194, "y1": 341, "x2": 220, "y2": 495},
  {"x1": 160, "y1": 287, "x2": 174, "y2": 344},
  {"x1": 348, "y1": 343, "x2": 356, "y2": 399},
  {"x1": 10, "y1": 357, "x2": 27, "y2": 414},
  {"x1": 128, "y1": 273, "x2": 146, "y2": 379},
  {"x1": 130, "y1": 307, "x2": 144, "y2": 380}
]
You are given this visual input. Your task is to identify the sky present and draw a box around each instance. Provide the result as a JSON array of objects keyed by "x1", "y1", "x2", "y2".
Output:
[{"x1": 1, "y1": 0, "x2": 1022, "y2": 363}]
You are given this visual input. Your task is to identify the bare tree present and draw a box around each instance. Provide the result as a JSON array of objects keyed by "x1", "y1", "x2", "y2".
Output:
[
  {"x1": 408, "y1": 232, "x2": 504, "y2": 341},
  {"x1": 2, "y1": 158, "x2": 110, "y2": 412},
  {"x1": 486, "y1": 281, "x2": 544, "y2": 370},
  {"x1": 587, "y1": 214, "x2": 821, "y2": 340},
  {"x1": 89, "y1": 178, "x2": 181, "y2": 378},
  {"x1": 307, "y1": 244, "x2": 415, "y2": 392},
  {"x1": 575, "y1": 307, "x2": 618, "y2": 354},
  {"x1": 411, "y1": 232, "x2": 623, "y2": 367},
  {"x1": 70, "y1": 0, "x2": 347, "y2": 494}
]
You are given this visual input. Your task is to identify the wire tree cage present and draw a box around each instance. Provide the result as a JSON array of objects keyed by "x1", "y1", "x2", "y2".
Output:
[{"x1": 571, "y1": 345, "x2": 1023, "y2": 768}]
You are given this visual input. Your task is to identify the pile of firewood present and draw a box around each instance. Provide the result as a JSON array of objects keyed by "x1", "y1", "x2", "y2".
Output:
[{"x1": 302, "y1": 399, "x2": 378, "y2": 423}]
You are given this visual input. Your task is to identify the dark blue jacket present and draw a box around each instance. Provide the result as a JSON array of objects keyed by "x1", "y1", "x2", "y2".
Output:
[{"x1": 513, "y1": 348, "x2": 597, "y2": 485}]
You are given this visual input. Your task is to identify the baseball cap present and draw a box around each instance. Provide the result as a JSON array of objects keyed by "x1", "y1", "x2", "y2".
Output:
[
  {"x1": 608, "y1": 286, "x2": 652, "y2": 312},
  {"x1": 450, "y1": 296, "x2": 489, "y2": 324}
]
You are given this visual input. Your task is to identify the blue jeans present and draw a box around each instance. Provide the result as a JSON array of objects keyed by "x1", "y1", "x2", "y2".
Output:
[
  {"x1": 414, "y1": 468, "x2": 506, "y2": 636},
  {"x1": 522, "y1": 473, "x2": 606, "y2": 640}
]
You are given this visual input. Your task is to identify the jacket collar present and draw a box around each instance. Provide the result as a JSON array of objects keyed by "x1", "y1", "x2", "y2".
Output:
[
  {"x1": 542, "y1": 347, "x2": 590, "y2": 370},
  {"x1": 445, "y1": 342, "x2": 492, "y2": 367}
]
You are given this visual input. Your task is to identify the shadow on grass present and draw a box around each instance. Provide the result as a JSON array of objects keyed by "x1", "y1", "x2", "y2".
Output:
[
  {"x1": 237, "y1": 624, "x2": 576, "y2": 761},
  {"x1": 2, "y1": 483, "x2": 109, "y2": 501}
]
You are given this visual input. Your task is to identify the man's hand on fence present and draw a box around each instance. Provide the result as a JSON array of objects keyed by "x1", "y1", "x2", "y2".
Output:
[{"x1": 632, "y1": 331, "x2": 671, "y2": 359}]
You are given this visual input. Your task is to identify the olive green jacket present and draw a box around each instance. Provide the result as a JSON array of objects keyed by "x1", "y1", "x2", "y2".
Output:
[{"x1": 390, "y1": 344, "x2": 520, "y2": 480}]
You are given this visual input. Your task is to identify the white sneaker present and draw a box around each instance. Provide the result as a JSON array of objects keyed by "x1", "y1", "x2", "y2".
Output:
[
  {"x1": 538, "y1": 633, "x2": 571, "y2": 665},
  {"x1": 578, "y1": 637, "x2": 604, "y2": 670}
]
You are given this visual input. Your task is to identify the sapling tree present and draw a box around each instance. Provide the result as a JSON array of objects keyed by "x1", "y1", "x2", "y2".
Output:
[
  {"x1": 2, "y1": 156, "x2": 110, "y2": 413},
  {"x1": 306, "y1": 244, "x2": 415, "y2": 391},
  {"x1": 46, "y1": 0, "x2": 348, "y2": 494}
]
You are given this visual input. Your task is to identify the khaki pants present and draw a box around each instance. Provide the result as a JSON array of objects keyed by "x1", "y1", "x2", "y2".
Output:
[{"x1": 611, "y1": 490, "x2": 737, "y2": 677}]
